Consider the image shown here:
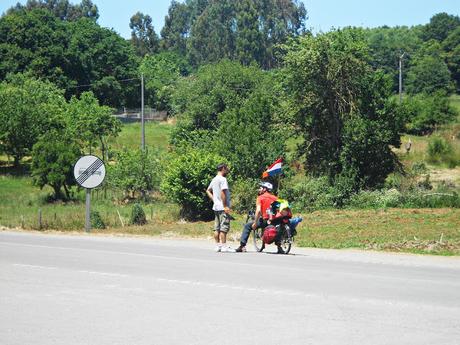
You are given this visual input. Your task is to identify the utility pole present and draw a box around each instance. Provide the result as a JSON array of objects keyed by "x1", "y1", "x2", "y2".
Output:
[
  {"x1": 141, "y1": 73, "x2": 145, "y2": 150},
  {"x1": 399, "y1": 52, "x2": 406, "y2": 104}
]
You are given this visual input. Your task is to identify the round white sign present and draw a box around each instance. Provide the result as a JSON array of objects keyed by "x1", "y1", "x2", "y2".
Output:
[{"x1": 73, "y1": 155, "x2": 106, "y2": 189}]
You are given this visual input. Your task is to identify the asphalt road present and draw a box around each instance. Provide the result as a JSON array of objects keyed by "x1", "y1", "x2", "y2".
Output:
[{"x1": 1, "y1": 230, "x2": 460, "y2": 345}]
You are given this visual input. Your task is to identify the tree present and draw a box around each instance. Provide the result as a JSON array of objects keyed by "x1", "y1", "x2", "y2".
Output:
[
  {"x1": 235, "y1": 0, "x2": 263, "y2": 66},
  {"x1": 6, "y1": 0, "x2": 99, "y2": 21},
  {"x1": 65, "y1": 18, "x2": 139, "y2": 107},
  {"x1": 0, "y1": 6, "x2": 139, "y2": 108},
  {"x1": 0, "y1": 74, "x2": 66, "y2": 166},
  {"x1": 443, "y1": 27, "x2": 460, "y2": 92},
  {"x1": 31, "y1": 129, "x2": 81, "y2": 200},
  {"x1": 139, "y1": 51, "x2": 190, "y2": 112},
  {"x1": 187, "y1": 0, "x2": 236, "y2": 67},
  {"x1": 160, "y1": 0, "x2": 306, "y2": 69},
  {"x1": 406, "y1": 55, "x2": 454, "y2": 95},
  {"x1": 107, "y1": 148, "x2": 160, "y2": 200},
  {"x1": 282, "y1": 29, "x2": 403, "y2": 190},
  {"x1": 170, "y1": 60, "x2": 285, "y2": 179},
  {"x1": 421, "y1": 12, "x2": 460, "y2": 42},
  {"x1": 400, "y1": 92, "x2": 456, "y2": 135},
  {"x1": 65, "y1": 91, "x2": 121, "y2": 161},
  {"x1": 161, "y1": 148, "x2": 224, "y2": 220},
  {"x1": 129, "y1": 12, "x2": 159, "y2": 57},
  {"x1": 365, "y1": 26, "x2": 422, "y2": 91},
  {"x1": 0, "y1": 8, "x2": 70, "y2": 87},
  {"x1": 160, "y1": 0, "x2": 194, "y2": 55}
]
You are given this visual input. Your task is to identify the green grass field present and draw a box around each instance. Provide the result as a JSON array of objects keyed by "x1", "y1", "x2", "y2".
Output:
[{"x1": 109, "y1": 121, "x2": 174, "y2": 151}]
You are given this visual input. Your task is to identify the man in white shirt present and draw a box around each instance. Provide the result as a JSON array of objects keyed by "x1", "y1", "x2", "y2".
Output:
[{"x1": 206, "y1": 163, "x2": 235, "y2": 252}]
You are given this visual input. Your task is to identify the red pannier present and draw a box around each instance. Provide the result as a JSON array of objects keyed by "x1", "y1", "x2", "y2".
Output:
[{"x1": 262, "y1": 225, "x2": 278, "y2": 244}]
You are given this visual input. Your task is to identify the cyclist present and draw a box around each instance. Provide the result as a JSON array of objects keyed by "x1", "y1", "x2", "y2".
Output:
[{"x1": 235, "y1": 182, "x2": 283, "y2": 253}]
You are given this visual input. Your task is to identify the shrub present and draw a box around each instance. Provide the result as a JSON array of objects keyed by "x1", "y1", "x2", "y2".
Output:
[
  {"x1": 107, "y1": 147, "x2": 161, "y2": 200},
  {"x1": 231, "y1": 178, "x2": 258, "y2": 214},
  {"x1": 160, "y1": 148, "x2": 225, "y2": 220},
  {"x1": 130, "y1": 203, "x2": 147, "y2": 225},
  {"x1": 401, "y1": 93, "x2": 456, "y2": 135},
  {"x1": 427, "y1": 136, "x2": 458, "y2": 167},
  {"x1": 279, "y1": 176, "x2": 335, "y2": 211},
  {"x1": 31, "y1": 129, "x2": 81, "y2": 200},
  {"x1": 91, "y1": 211, "x2": 106, "y2": 229}
]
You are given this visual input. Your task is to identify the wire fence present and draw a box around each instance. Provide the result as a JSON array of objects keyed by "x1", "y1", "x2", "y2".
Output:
[{"x1": 113, "y1": 108, "x2": 168, "y2": 122}]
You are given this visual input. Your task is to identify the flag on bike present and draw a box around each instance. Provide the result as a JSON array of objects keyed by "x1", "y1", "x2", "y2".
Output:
[{"x1": 262, "y1": 158, "x2": 283, "y2": 178}]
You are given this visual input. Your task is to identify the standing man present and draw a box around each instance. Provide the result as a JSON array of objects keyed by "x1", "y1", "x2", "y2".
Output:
[{"x1": 206, "y1": 163, "x2": 235, "y2": 252}]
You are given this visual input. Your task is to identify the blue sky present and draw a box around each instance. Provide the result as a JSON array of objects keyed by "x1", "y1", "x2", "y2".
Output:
[{"x1": 1, "y1": 0, "x2": 459, "y2": 38}]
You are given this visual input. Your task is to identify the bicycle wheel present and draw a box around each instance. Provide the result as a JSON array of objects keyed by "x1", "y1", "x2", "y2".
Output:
[
  {"x1": 253, "y1": 227, "x2": 265, "y2": 252},
  {"x1": 278, "y1": 225, "x2": 292, "y2": 254}
]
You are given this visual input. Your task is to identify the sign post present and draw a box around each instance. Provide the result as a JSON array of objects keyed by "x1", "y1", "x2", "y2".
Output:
[{"x1": 73, "y1": 155, "x2": 106, "y2": 232}]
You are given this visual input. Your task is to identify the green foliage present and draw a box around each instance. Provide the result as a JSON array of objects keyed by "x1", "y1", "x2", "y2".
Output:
[
  {"x1": 406, "y1": 55, "x2": 454, "y2": 95},
  {"x1": 160, "y1": 148, "x2": 225, "y2": 220},
  {"x1": 443, "y1": 27, "x2": 460, "y2": 92},
  {"x1": 107, "y1": 147, "x2": 161, "y2": 200},
  {"x1": 129, "y1": 12, "x2": 159, "y2": 57},
  {"x1": 401, "y1": 92, "x2": 457, "y2": 134},
  {"x1": 427, "y1": 136, "x2": 459, "y2": 168},
  {"x1": 421, "y1": 12, "x2": 460, "y2": 42},
  {"x1": 140, "y1": 51, "x2": 191, "y2": 112},
  {"x1": 231, "y1": 178, "x2": 258, "y2": 213},
  {"x1": 366, "y1": 26, "x2": 422, "y2": 91},
  {"x1": 282, "y1": 28, "x2": 403, "y2": 190},
  {"x1": 91, "y1": 210, "x2": 106, "y2": 229},
  {"x1": 161, "y1": 0, "x2": 306, "y2": 68},
  {"x1": 279, "y1": 176, "x2": 335, "y2": 211},
  {"x1": 7, "y1": 0, "x2": 99, "y2": 21},
  {"x1": 171, "y1": 60, "x2": 285, "y2": 179},
  {"x1": 130, "y1": 203, "x2": 147, "y2": 225},
  {"x1": 0, "y1": 7, "x2": 139, "y2": 107},
  {"x1": 31, "y1": 129, "x2": 81, "y2": 200},
  {"x1": 65, "y1": 91, "x2": 121, "y2": 160},
  {"x1": 348, "y1": 189, "x2": 460, "y2": 209},
  {"x1": 0, "y1": 73, "x2": 67, "y2": 165}
]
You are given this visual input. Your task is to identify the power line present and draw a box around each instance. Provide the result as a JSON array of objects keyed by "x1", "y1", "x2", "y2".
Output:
[{"x1": 66, "y1": 77, "x2": 140, "y2": 89}]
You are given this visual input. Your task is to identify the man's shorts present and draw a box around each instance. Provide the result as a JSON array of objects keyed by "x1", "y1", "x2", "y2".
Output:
[{"x1": 214, "y1": 211, "x2": 230, "y2": 233}]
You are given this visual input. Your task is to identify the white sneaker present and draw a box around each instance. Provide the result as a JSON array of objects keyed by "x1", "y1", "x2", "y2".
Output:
[
  {"x1": 221, "y1": 246, "x2": 236, "y2": 253},
  {"x1": 215, "y1": 245, "x2": 222, "y2": 252}
]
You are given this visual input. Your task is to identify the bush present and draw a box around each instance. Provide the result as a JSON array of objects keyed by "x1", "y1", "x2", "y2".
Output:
[
  {"x1": 279, "y1": 176, "x2": 335, "y2": 211},
  {"x1": 31, "y1": 129, "x2": 81, "y2": 200},
  {"x1": 231, "y1": 179, "x2": 258, "y2": 214},
  {"x1": 427, "y1": 136, "x2": 459, "y2": 167},
  {"x1": 107, "y1": 147, "x2": 161, "y2": 200},
  {"x1": 161, "y1": 148, "x2": 225, "y2": 220},
  {"x1": 91, "y1": 211, "x2": 106, "y2": 229},
  {"x1": 130, "y1": 203, "x2": 147, "y2": 225},
  {"x1": 401, "y1": 93, "x2": 456, "y2": 135}
]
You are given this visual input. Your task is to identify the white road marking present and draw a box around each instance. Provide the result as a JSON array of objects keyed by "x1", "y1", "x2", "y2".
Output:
[{"x1": 13, "y1": 264, "x2": 57, "y2": 270}]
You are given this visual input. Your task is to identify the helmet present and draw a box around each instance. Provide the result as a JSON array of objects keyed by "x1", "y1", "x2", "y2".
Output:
[{"x1": 259, "y1": 181, "x2": 273, "y2": 191}]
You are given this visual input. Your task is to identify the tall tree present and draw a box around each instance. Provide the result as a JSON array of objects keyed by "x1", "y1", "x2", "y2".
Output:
[
  {"x1": 235, "y1": 0, "x2": 263, "y2": 66},
  {"x1": 443, "y1": 26, "x2": 460, "y2": 92},
  {"x1": 0, "y1": 7, "x2": 138, "y2": 107},
  {"x1": 366, "y1": 26, "x2": 422, "y2": 91},
  {"x1": 282, "y1": 29, "x2": 403, "y2": 190},
  {"x1": 160, "y1": 0, "x2": 193, "y2": 55},
  {"x1": 0, "y1": 74, "x2": 67, "y2": 166},
  {"x1": 161, "y1": 0, "x2": 306, "y2": 69},
  {"x1": 129, "y1": 12, "x2": 159, "y2": 57},
  {"x1": 6, "y1": 0, "x2": 99, "y2": 21},
  {"x1": 421, "y1": 12, "x2": 460, "y2": 42},
  {"x1": 64, "y1": 18, "x2": 139, "y2": 107}
]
